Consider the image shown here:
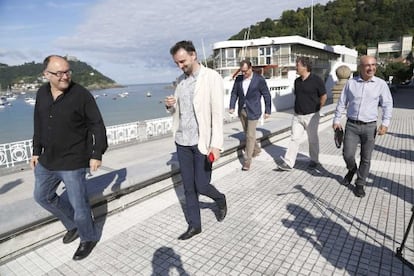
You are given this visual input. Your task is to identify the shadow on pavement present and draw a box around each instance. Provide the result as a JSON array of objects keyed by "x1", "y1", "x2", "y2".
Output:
[
  {"x1": 86, "y1": 167, "x2": 127, "y2": 240},
  {"x1": 369, "y1": 173, "x2": 414, "y2": 204},
  {"x1": 386, "y1": 132, "x2": 414, "y2": 141},
  {"x1": 293, "y1": 185, "x2": 395, "y2": 242},
  {"x1": 391, "y1": 89, "x2": 414, "y2": 110},
  {"x1": 151, "y1": 246, "x2": 189, "y2": 276},
  {"x1": 282, "y1": 203, "x2": 405, "y2": 275},
  {"x1": 0, "y1": 178, "x2": 23, "y2": 194},
  {"x1": 374, "y1": 144, "x2": 414, "y2": 162}
]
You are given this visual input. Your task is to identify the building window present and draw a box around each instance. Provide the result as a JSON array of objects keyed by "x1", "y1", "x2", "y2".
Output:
[{"x1": 259, "y1": 46, "x2": 272, "y2": 65}]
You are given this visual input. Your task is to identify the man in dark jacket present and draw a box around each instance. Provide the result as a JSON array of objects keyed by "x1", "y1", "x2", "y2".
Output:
[
  {"x1": 229, "y1": 60, "x2": 271, "y2": 171},
  {"x1": 30, "y1": 55, "x2": 108, "y2": 261}
]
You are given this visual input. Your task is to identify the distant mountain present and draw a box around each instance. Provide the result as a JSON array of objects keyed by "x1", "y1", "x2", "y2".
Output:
[{"x1": 0, "y1": 59, "x2": 121, "y2": 91}]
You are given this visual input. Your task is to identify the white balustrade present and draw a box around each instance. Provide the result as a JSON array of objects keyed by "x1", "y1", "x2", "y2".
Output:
[
  {"x1": 0, "y1": 140, "x2": 33, "y2": 168},
  {"x1": 0, "y1": 117, "x2": 173, "y2": 168}
]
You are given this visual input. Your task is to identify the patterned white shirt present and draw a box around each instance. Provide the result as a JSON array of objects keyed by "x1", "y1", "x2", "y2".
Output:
[{"x1": 175, "y1": 70, "x2": 200, "y2": 146}]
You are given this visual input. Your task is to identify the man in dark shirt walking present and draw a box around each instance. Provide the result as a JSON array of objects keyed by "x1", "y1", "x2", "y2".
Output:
[
  {"x1": 30, "y1": 55, "x2": 108, "y2": 261},
  {"x1": 277, "y1": 57, "x2": 327, "y2": 171}
]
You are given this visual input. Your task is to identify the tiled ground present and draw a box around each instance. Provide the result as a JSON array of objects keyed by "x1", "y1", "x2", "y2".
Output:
[{"x1": 1, "y1": 90, "x2": 413, "y2": 275}]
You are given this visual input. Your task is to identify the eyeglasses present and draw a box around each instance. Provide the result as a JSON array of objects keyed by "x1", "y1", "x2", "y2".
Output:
[
  {"x1": 241, "y1": 68, "x2": 251, "y2": 74},
  {"x1": 47, "y1": 70, "x2": 72, "y2": 78}
]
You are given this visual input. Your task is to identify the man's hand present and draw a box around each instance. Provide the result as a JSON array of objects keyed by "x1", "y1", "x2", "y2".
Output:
[
  {"x1": 89, "y1": 159, "x2": 102, "y2": 172},
  {"x1": 377, "y1": 125, "x2": 388, "y2": 136},
  {"x1": 333, "y1": 123, "x2": 342, "y2": 131},
  {"x1": 208, "y1": 147, "x2": 221, "y2": 161},
  {"x1": 30, "y1": 155, "x2": 39, "y2": 170},
  {"x1": 164, "y1": 95, "x2": 176, "y2": 107}
]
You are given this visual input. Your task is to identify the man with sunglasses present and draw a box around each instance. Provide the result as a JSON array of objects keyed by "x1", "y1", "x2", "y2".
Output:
[{"x1": 30, "y1": 55, "x2": 108, "y2": 260}]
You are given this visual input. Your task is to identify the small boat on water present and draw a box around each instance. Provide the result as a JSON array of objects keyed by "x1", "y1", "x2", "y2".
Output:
[
  {"x1": 5, "y1": 94, "x2": 17, "y2": 101},
  {"x1": 146, "y1": 91, "x2": 152, "y2": 97},
  {"x1": 24, "y1": 97, "x2": 36, "y2": 105},
  {"x1": 0, "y1": 96, "x2": 9, "y2": 105},
  {"x1": 118, "y1": 92, "x2": 129, "y2": 98}
]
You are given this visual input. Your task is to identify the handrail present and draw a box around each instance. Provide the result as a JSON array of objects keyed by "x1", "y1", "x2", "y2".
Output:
[{"x1": 0, "y1": 117, "x2": 173, "y2": 168}]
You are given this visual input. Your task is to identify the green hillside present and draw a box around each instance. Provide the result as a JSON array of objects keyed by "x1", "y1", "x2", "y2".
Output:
[
  {"x1": 230, "y1": 0, "x2": 414, "y2": 54},
  {"x1": 0, "y1": 59, "x2": 120, "y2": 91}
]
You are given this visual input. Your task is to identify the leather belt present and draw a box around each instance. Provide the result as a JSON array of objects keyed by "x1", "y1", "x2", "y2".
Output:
[{"x1": 347, "y1": 119, "x2": 376, "y2": 125}]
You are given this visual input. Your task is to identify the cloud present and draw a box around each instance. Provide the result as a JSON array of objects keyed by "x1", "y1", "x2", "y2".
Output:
[
  {"x1": 1, "y1": 0, "x2": 331, "y2": 84},
  {"x1": 54, "y1": 0, "x2": 293, "y2": 83}
]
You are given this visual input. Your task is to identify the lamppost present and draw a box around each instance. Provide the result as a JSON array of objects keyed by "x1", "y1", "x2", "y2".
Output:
[{"x1": 310, "y1": 0, "x2": 314, "y2": 40}]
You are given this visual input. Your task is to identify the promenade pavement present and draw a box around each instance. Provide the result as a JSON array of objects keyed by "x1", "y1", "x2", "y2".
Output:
[{"x1": 1, "y1": 88, "x2": 414, "y2": 275}]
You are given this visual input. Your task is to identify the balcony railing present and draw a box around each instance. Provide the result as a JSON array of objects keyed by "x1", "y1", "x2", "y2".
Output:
[{"x1": 0, "y1": 117, "x2": 173, "y2": 169}]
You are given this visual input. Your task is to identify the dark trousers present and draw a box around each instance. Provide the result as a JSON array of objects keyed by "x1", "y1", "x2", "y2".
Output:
[
  {"x1": 176, "y1": 144, "x2": 225, "y2": 229},
  {"x1": 343, "y1": 121, "x2": 377, "y2": 186}
]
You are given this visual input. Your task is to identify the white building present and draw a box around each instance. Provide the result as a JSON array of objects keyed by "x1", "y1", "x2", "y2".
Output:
[{"x1": 212, "y1": 35, "x2": 358, "y2": 112}]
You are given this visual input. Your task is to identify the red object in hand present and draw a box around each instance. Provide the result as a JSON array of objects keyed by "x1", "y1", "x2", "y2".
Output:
[{"x1": 208, "y1": 152, "x2": 215, "y2": 163}]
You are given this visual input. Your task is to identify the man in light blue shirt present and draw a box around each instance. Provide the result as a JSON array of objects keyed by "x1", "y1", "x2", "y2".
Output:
[{"x1": 333, "y1": 55, "x2": 393, "y2": 198}]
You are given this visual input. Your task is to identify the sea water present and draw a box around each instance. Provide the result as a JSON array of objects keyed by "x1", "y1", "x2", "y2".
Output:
[{"x1": 0, "y1": 83, "x2": 174, "y2": 144}]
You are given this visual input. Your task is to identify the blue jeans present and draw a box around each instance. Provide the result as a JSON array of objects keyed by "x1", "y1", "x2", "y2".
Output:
[
  {"x1": 33, "y1": 163, "x2": 97, "y2": 241},
  {"x1": 343, "y1": 121, "x2": 377, "y2": 186},
  {"x1": 176, "y1": 144, "x2": 225, "y2": 229}
]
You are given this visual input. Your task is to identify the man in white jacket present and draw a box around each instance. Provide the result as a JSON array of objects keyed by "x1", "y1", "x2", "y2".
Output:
[{"x1": 165, "y1": 40, "x2": 227, "y2": 240}]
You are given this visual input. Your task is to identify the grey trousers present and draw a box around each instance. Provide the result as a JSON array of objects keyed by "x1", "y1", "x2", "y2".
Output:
[{"x1": 343, "y1": 121, "x2": 377, "y2": 186}]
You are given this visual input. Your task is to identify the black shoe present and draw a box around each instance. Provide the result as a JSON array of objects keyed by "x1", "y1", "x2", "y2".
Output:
[
  {"x1": 216, "y1": 196, "x2": 227, "y2": 222},
  {"x1": 62, "y1": 228, "x2": 79, "y2": 244},
  {"x1": 342, "y1": 169, "x2": 356, "y2": 185},
  {"x1": 277, "y1": 161, "x2": 292, "y2": 171},
  {"x1": 73, "y1": 241, "x2": 97, "y2": 261},
  {"x1": 178, "y1": 227, "x2": 201, "y2": 240},
  {"x1": 353, "y1": 185, "x2": 366, "y2": 198}
]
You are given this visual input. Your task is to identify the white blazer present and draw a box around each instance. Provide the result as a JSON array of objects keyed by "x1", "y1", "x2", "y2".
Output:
[{"x1": 170, "y1": 65, "x2": 224, "y2": 154}]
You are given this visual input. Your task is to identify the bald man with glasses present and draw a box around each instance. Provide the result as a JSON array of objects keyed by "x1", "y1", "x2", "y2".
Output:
[
  {"x1": 333, "y1": 55, "x2": 393, "y2": 198},
  {"x1": 31, "y1": 55, "x2": 108, "y2": 260}
]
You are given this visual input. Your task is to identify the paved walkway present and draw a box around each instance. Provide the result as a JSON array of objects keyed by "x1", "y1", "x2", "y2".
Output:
[{"x1": 1, "y1": 89, "x2": 414, "y2": 275}]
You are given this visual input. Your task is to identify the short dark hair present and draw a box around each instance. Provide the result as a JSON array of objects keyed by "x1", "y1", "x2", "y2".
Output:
[
  {"x1": 239, "y1": 59, "x2": 252, "y2": 68},
  {"x1": 296, "y1": 56, "x2": 312, "y2": 72},
  {"x1": 43, "y1": 55, "x2": 67, "y2": 70},
  {"x1": 170, "y1": 40, "x2": 196, "y2": 55}
]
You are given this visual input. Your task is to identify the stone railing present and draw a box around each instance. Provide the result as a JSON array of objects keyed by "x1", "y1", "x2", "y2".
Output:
[{"x1": 0, "y1": 117, "x2": 173, "y2": 168}]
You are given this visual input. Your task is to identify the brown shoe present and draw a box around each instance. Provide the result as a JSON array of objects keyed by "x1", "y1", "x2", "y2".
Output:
[
  {"x1": 252, "y1": 149, "x2": 261, "y2": 157},
  {"x1": 242, "y1": 161, "x2": 251, "y2": 171}
]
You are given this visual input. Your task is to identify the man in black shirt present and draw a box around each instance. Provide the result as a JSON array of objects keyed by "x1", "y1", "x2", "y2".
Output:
[
  {"x1": 30, "y1": 55, "x2": 108, "y2": 260},
  {"x1": 277, "y1": 57, "x2": 327, "y2": 171}
]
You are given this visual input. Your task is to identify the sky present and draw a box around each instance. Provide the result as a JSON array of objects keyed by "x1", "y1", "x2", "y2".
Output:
[{"x1": 0, "y1": 0, "x2": 331, "y2": 85}]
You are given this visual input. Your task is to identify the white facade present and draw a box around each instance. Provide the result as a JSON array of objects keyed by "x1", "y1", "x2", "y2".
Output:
[
  {"x1": 212, "y1": 35, "x2": 358, "y2": 113},
  {"x1": 367, "y1": 35, "x2": 413, "y2": 59}
]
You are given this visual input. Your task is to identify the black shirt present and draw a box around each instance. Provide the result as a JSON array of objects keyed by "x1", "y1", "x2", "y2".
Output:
[
  {"x1": 294, "y1": 73, "x2": 326, "y2": 115},
  {"x1": 33, "y1": 82, "x2": 108, "y2": 170}
]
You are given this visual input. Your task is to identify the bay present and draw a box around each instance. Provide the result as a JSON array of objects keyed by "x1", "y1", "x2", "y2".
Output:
[{"x1": 0, "y1": 83, "x2": 174, "y2": 144}]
